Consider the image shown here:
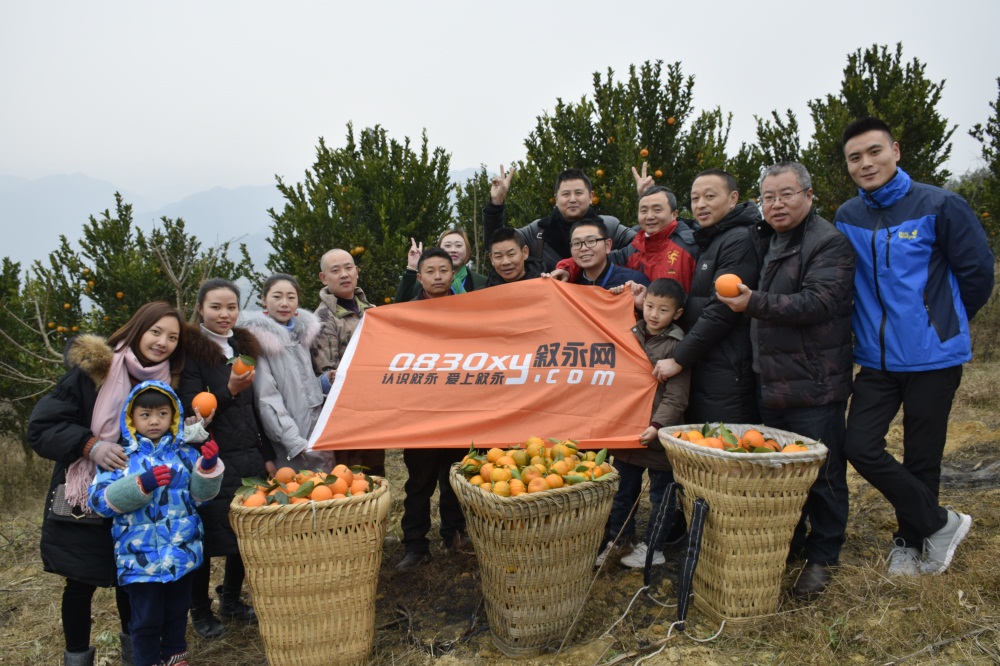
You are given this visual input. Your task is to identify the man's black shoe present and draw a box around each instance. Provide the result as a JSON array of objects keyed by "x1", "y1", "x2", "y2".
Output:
[
  {"x1": 792, "y1": 562, "x2": 832, "y2": 598},
  {"x1": 190, "y1": 606, "x2": 228, "y2": 639},
  {"x1": 395, "y1": 551, "x2": 432, "y2": 571}
]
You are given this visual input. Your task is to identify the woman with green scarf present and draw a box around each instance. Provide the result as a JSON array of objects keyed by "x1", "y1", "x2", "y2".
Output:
[{"x1": 394, "y1": 228, "x2": 487, "y2": 302}]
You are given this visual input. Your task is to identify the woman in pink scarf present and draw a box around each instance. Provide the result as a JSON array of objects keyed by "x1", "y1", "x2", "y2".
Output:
[{"x1": 28, "y1": 302, "x2": 187, "y2": 666}]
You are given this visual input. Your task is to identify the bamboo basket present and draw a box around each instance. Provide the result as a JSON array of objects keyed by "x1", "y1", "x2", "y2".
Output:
[
  {"x1": 659, "y1": 425, "x2": 828, "y2": 625},
  {"x1": 229, "y1": 477, "x2": 391, "y2": 666},
  {"x1": 449, "y1": 464, "x2": 618, "y2": 657}
]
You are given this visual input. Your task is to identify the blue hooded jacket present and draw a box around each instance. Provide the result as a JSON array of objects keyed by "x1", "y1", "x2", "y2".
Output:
[
  {"x1": 89, "y1": 380, "x2": 224, "y2": 585},
  {"x1": 835, "y1": 168, "x2": 994, "y2": 372}
]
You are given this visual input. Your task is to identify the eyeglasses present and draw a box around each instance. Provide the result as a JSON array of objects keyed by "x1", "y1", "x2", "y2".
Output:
[
  {"x1": 760, "y1": 188, "x2": 808, "y2": 206},
  {"x1": 570, "y1": 236, "x2": 608, "y2": 251}
]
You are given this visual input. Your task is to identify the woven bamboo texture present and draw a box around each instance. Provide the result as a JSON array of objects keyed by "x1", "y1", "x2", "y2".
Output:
[
  {"x1": 659, "y1": 425, "x2": 828, "y2": 625},
  {"x1": 229, "y1": 477, "x2": 391, "y2": 666},
  {"x1": 449, "y1": 464, "x2": 618, "y2": 657}
]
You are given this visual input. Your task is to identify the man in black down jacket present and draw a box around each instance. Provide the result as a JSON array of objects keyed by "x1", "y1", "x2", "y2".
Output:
[
  {"x1": 718, "y1": 162, "x2": 855, "y2": 598},
  {"x1": 653, "y1": 169, "x2": 760, "y2": 423},
  {"x1": 483, "y1": 166, "x2": 635, "y2": 271}
]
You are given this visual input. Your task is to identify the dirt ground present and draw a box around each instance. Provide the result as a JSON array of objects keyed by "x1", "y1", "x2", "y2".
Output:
[{"x1": 3, "y1": 385, "x2": 1000, "y2": 665}]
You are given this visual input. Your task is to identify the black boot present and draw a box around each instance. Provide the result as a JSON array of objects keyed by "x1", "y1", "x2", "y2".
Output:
[
  {"x1": 216, "y1": 585, "x2": 257, "y2": 624},
  {"x1": 190, "y1": 603, "x2": 228, "y2": 639},
  {"x1": 119, "y1": 632, "x2": 134, "y2": 666},
  {"x1": 64, "y1": 647, "x2": 95, "y2": 666}
]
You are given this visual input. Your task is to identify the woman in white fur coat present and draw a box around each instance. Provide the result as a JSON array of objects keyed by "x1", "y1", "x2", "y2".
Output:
[{"x1": 242, "y1": 273, "x2": 334, "y2": 472}]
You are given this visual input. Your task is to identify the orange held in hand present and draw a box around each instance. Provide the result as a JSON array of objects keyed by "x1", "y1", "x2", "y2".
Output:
[
  {"x1": 191, "y1": 391, "x2": 217, "y2": 417},
  {"x1": 714, "y1": 273, "x2": 743, "y2": 298},
  {"x1": 228, "y1": 355, "x2": 256, "y2": 375}
]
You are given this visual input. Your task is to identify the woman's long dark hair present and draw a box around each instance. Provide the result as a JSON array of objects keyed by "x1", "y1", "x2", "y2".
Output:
[{"x1": 106, "y1": 301, "x2": 186, "y2": 372}]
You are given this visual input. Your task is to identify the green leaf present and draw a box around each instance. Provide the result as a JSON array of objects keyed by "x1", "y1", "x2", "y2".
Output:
[{"x1": 595, "y1": 448, "x2": 608, "y2": 466}]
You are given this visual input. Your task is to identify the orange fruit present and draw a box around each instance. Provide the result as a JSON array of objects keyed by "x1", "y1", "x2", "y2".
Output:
[
  {"x1": 714, "y1": 273, "x2": 743, "y2": 298},
  {"x1": 595, "y1": 169, "x2": 604, "y2": 178},
  {"x1": 284, "y1": 482, "x2": 300, "y2": 493},
  {"x1": 667, "y1": 116, "x2": 676, "y2": 125},
  {"x1": 686, "y1": 430, "x2": 704, "y2": 442},
  {"x1": 698, "y1": 437, "x2": 726, "y2": 450},
  {"x1": 230, "y1": 355, "x2": 256, "y2": 375},
  {"x1": 520, "y1": 467, "x2": 541, "y2": 484},
  {"x1": 486, "y1": 448, "x2": 505, "y2": 463},
  {"x1": 742, "y1": 429, "x2": 765, "y2": 449},
  {"x1": 527, "y1": 478, "x2": 549, "y2": 493},
  {"x1": 332, "y1": 493, "x2": 347, "y2": 499},
  {"x1": 479, "y1": 463, "x2": 494, "y2": 480},
  {"x1": 116, "y1": 292, "x2": 124, "y2": 299},
  {"x1": 327, "y1": 476, "x2": 349, "y2": 495},
  {"x1": 781, "y1": 443, "x2": 809, "y2": 453},
  {"x1": 350, "y1": 478, "x2": 369, "y2": 495},
  {"x1": 492, "y1": 481, "x2": 511, "y2": 497},
  {"x1": 640, "y1": 148, "x2": 649, "y2": 158},
  {"x1": 490, "y1": 466, "x2": 512, "y2": 483},
  {"x1": 243, "y1": 492, "x2": 267, "y2": 507},
  {"x1": 592, "y1": 195, "x2": 600, "y2": 206},
  {"x1": 495, "y1": 455, "x2": 516, "y2": 467},
  {"x1": 509, "y1": 479, "x2": 525, "y2": 496},
  {"x1": 290, "y1": 497, "x2": 310, "y2": 504},
  {"x1": 479, "y1": 482, "x2": 492, "y2": 492},
  {"x1": 332, "y1": 464, "x2": 354, "y2": 486},
  {"x1": 762, "y1": 439, "x2": 782, "y2": 452},
  {"x1": 191, "y1": 391, "x2": 217, "y2": 417},
  {"x1": 550, "y1": 459, "x2": 570, "y2": 476},
  {"x1": 274, "y1": 467, "x2": 296, "y2": 484},
  {"x1": 544, "y1": 474, "x2": 564, "y2": 489},
  {"x1": 654, "y1": 169, "x2": 663, "y2": 178},
  {"x1": 468, "y1": 474, "x2": 484, "y2": 486},
  {"x1": 310, "y1": 485, "x2": 334, "y2": 501}
]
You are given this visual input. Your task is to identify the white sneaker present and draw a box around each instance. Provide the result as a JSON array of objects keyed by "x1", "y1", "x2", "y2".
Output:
[
  {"x1": 886, "y1": 541, "x2": 921, "y2": 576},
  {"x1": 594, "y1": 541, "x2": 614, "y2": 567},
  {"x1": 920, "y1": 510, "x2": 972, "y2": 574},
  {"x1": 620, "y1": 542, "x2": 665, "y2": 568}
]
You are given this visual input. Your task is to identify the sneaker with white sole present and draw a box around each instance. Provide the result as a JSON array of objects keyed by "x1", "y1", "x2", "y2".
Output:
[
  {"x1": 920, "y1": 510, "x2": 972, "y2": 574},
  {"x1": 886, "y1": 541, "x2": 921, "y2": 576},
  {"x1": 594, "y1": 541, "x2": 614, "y2": 567},
  {"x1": 620, "y1": 542, "x2": 665, "y2": 568}
]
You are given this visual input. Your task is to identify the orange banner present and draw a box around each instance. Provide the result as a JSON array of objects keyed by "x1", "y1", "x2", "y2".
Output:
[{"x1": 307, "y1": 278, "x2": 655, "y2": 451}]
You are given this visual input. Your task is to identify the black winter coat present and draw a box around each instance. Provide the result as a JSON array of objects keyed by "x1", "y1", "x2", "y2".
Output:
[
  {"x1": 748, "y1": 212, "x2": 855, "y2": 409},
  {"x1": 27, "y1": 335, "x2": 165, "y2": 587},
  {"x1": 672, "y1": 202, "x2": 761, "y2": 423},
  {"x1": 179, "y1": 325, "x2": 271, "y2": 556}
]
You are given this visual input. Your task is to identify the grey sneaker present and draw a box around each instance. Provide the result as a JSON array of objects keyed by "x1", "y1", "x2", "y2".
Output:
[
  {"x1": 887, "y1": 541, "x2": 921, "y2": 576},
  {"x1": 920, "y1": 510, "x2": 972, "y2": 574},
  {"x1": 594, "y1": 541, "x2": 614, "y2": 567},
  {"x1": 620, "y1": 542, "x2": 665, "y2": 568}
]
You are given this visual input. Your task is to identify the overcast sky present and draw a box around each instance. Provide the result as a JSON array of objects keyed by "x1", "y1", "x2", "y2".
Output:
[{"x1": 2, "y1": 0, "x2": 998, "y2": 202}]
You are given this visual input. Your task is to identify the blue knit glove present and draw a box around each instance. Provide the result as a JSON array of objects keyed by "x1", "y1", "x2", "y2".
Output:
[{"x1": 138, "y1": 465, "x2": 173, "y2": 493}]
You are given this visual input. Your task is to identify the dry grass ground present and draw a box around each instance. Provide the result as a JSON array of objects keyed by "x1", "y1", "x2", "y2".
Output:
[{"x1": 4, "y1": 284, "x2": 1000, "y2": 665}]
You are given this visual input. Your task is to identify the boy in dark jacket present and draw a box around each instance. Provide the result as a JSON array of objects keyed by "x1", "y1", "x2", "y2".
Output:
[{"x1": 596, "y1": 279, "x2": 691, "y2": 568}]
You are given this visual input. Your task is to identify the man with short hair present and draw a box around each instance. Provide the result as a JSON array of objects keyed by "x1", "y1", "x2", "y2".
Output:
[
  {"x1": 653, "y1": 169, "x2": 761, "y2": 423},
  {"x1": 568, "y1": 219, "x2": 650, "y2": 290},
  {"x1": 484, "y1": 227, "x2": 544, "y2": 287},
  {"x1": 835, "y1": 117, "x2": 994, "y2": 576},
  {"x1": 397, "y1": 247, "x2": 471, "y2": 570},
  {"x1": 718, "y1": 162, "x2": 855, "y2": 597},
  {"x1": 310, "y1": 248, "x2": 383, "y2": 476},
  {"x1": 483, "y1": 165, "x2": 635, "y2": 271}
]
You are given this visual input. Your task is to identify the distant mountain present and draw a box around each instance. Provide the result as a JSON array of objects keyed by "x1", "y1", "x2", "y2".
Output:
[{"x1": 1, "y1": 167, "x2": 485, "y2": 271}]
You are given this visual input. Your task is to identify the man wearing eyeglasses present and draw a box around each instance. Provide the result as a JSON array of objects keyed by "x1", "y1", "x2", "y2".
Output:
[
  {"x1": 716, "y1": 162, "x2": 855, "y2": 598},
  {"x1": 568, "y1": 218, "x2": 649, "y2": 290},
  {"x1": 835, "y1": 117, "x2": 994, "y2": 578},
  {"x1": 483, "y1": 166, "x2": 636, "y2": 271}
]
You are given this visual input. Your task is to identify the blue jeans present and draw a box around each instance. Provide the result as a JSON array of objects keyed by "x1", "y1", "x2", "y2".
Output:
[
  {"x1": 758, "y1": 400, "x2": 849, "y2": 565},
  {"x1": 125, "y1": 574, "x2": 194, "y2": 666},
  {"x1": 606, "y1": 459, "x2": 674, "y2": 548}
]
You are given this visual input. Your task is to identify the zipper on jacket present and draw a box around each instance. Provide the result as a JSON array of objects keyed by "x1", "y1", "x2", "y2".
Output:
[
  {"x1": 871, "y1": 212, "x2": 888, "y2": 371},
  {"x1": 923, "y1": 295, "x2": 944, "y2": 341}
]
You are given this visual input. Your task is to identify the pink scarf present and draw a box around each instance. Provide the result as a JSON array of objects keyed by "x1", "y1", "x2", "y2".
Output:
[{"x1": 64, "y1": 346, "x2": 172, "y2": 511}]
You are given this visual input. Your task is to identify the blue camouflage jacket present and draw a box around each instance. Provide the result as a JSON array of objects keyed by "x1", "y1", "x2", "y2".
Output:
[
  {"x1": 835, "y1": 168, "x2": 995, "y2": 372},
  {"x1": 89, "y1": 380, "x2": 224, "y2": 585}
]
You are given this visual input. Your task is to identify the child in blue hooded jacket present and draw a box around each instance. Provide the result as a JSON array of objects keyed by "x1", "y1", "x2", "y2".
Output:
[{"x1": 90, "y1": 380, "x2": 224, "y2": 666}]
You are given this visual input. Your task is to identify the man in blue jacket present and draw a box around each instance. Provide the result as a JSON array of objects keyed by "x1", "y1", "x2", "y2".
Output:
[{"x1": 835, "y1": 117, "x2": 995, "y2": 576}]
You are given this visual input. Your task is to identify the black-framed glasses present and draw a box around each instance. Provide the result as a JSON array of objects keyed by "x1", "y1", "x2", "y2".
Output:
[
  {"x1": 760, "y1": 188, "x2": 808, "y2": 206},
  {"x1": 570, "y1": 236, "x2": 608, "y2": 251}
]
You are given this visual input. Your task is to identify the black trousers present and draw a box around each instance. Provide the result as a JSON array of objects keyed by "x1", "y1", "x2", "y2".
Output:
[
  {"x1": 844, "y1": 365, "x2": 960, "y2": 549},
  {"x1": 62, "y1": 578, "x2": 131, "y2": 652},
  {"x1": 759, "y1": 400, "x2": 849, "y2": 565},
  {"x1": 125, "y1": 574, "x2": 194, "y2": 666},
  {"x1": 400, "y1": 448, "x2": 466, "y2": 554},
  {"x1": 190, "y1": 554, "x2": 245, "y2": 609}
]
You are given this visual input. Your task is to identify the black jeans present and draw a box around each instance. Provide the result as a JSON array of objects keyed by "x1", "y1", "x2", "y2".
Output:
[
  {"x1": 605, "y1": 460, "x2": 674, "y2": 548},
  {"x1": 190, "y1": 554, "x2": 245, "y2": 609},
  {"x1": 125, "y1": 574, "x2": 194, "y2": 666},
  {"x1": 759, "y1": 400, "x2": 849, "y2": 565},
  {"x1": 844, "y1": 365, "x2": 960, "y2": 548},
  {"x1": 400, "y1": 448, "x2": 466, "y2": 554},
  {"x1": 62, "y1": 578, "x2": 131, "y2": 652}
]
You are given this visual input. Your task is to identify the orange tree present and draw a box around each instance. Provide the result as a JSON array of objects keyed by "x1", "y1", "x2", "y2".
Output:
[
  {"x1": 0, "y1": 194, "x2": 259, "y2": 453},
  {"x1": 965, "y1": 78, "x2": 1000, "y2": 253},
  {"x1": 456, "y1": 59, "x2": 761, "y2": 257},
  {"x1": 266, "y1": 123, "x2": 453, "y2": 309}
]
